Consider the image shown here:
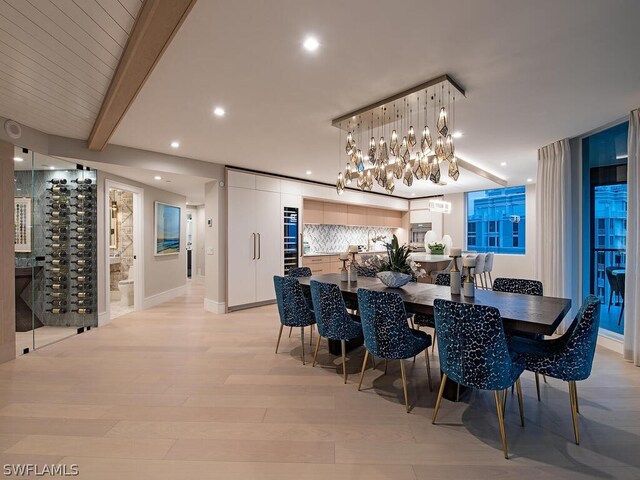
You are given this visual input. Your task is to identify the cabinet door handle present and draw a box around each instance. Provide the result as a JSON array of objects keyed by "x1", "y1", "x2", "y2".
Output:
[
  {"x1": 257, "y1": 233, "x2": 261, "y2": 260},
  {"x1": 252, "y1": 233, "x2": 256, "y2": 260}
]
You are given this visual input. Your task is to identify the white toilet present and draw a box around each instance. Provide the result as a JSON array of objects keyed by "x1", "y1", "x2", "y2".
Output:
[{"x1": 118, "y1": 264, "x2": 135, "y2": 307}]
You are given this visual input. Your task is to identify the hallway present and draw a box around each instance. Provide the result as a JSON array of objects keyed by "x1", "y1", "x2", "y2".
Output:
[{"x1": 0, "y1": 282, "x2": 638, "y2": 479}]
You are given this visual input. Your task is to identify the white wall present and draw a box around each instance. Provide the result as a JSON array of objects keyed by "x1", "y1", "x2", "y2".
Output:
[
  {"x1": 195, "y1": 205, "x2": 206, "y2": 276},
  {"x1": 97, "y1": 171, "x2": 188, "y2": 319},
  {"x1": 204, "y1": 180, "x2": 226, "y2": 313},
  {"x1": 443, "y1": 184, "x2": 538, "y2": 281}
]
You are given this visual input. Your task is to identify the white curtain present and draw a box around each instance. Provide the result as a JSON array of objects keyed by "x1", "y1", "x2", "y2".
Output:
[
  {"x1": 624, "y1": 109, "x2": 640, "y2": 366},
  {"x1": 536, "y1": 139, "x2": 573, "y2": 332}
]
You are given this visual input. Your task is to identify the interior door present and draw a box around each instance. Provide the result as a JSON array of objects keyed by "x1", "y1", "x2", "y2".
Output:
[
  {"x1": 227, "y1": 186, "x2": 257, "y2": 307},
  {"x1": 255, "y1": 190, "x2": 282, "y2": 302}
]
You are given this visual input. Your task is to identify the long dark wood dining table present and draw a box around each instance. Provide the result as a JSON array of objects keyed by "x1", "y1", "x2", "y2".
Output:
[{"x1": 297, "y1": 273, "x2": 572, "y2": 337}]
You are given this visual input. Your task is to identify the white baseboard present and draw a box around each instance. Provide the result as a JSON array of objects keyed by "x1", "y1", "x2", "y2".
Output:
[
  {"x1": 98, "y1": 311, "x2": 110, "y2": 327},
  {"x1": 143, "y1": 284, "x2": 187, "y2": 310},
  {"x1": 597, "y1": 334, "x2": 623, "y2": 355},
  {"x1": 204, "y1": 298, "x2": 226, "y2": 314}
]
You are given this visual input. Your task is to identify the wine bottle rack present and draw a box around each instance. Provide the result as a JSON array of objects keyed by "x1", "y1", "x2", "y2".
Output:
[{"x1": 45, "y1": 176, "x2": 97, "y2": 319}]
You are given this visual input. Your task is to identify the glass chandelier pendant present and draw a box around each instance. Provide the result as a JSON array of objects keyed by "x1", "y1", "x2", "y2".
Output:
[
  {"x1": 413, "y1": 152, "x2": 423, "y2": 179},
  {"x1": 336, "y1": 172, "x2": 345, "y2": 195},
  {"x1": 399, "y1": 136, "x2": 409, "y2": 166},
  {"x1": 378, "y1": 137, "x2": 389, "y2": 162},
  {"x1": 435, "y1": 135, "x2": 446, "y2": 162},
  {"x1": 365, "y1": 169, "x2": 373, "y2": 191},
  {"x1": 420, "y1": 154, "x2": 431, "y2": 178},
  {"x1": 407, "y1": 126, "x2": 416, "y2": 152},
  {"x1": 385, "y1": 170, "x2": 395, "y2": 194},
  {"x1": 368, "y1": 137, "x2": 377, "y2": 161},
  {"x1": 345, "y1": 163, "x2": 353, "y2": 185},
  {"x1": 377, "y1": 166, "x2": 387, "y2": 188},
  {"x1": 444, "y1": 134, "x2": 455, "y2": 161},
  {"x1": 393, "y1": 160, "x2": 403, "y2": 179},
  {"x1": 448, "y1": 156, "x2": 460, "y2": 181},
  {"x1": 390, "y1": 130, "x2": 399, "y2": 157},
  {"x1": 429, "y1": 156, "x2": 441, "y2": 184},
  {"x1": 403, "y1": 163, "x2": 414, "y2": 186},
  {"x1": 437, "y1": 107, "x2": 448, "y2": 137},
  {"x1": 401, "y1": 142, "x2": 411, "y2": 164},
  {"x1": 345, "y1": 132, "x2": 354, "y2": 155},
  {"x1": 355, "y1": 149, "x2": 364, "y2": 170},
  {"x1": 421, "y1": 126, "x2": 433, "y2": 154}
]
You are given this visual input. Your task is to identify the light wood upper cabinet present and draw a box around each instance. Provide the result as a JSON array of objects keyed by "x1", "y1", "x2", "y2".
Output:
[
  {"x1": 366, "y1": 207, "x2": 385, "y2": 227},
  {"x1": 303, "y1": 200, "x2": 324, "y2": 224},
  {"x1": 385, "y1": 209, "x2": 403, "y2": 228},
  {"x1": 323, "y1": 203, "x2": 348, "y2": 225},
  {"x1": 347, "y1": 205, "x2": 368, "y2": 226}
]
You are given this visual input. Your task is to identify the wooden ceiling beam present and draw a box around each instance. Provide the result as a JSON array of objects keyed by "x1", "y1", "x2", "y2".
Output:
[{"x1": 87, "y1": 0, "x2": 198, "y2": 151}]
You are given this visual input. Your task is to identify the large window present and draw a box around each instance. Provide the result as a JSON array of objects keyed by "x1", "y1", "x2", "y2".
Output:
[{"x1": 466, "y1": 186, "x2": 526, "y2": 254}]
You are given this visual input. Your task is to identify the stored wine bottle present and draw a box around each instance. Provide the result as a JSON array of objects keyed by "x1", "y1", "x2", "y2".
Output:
[
  {"x1": 74, "y1": 218, "x2": 93, "y2": 225},
  {"x1": 75, "y1": 185, "x2": 95, "y2": 192},
  {"x1": 48, "y1": 299, "x2": 67, "y2": 307},
  {"x1": 46, "y1": 308, "x2": 67, "y2": 314},
  {"x1": 73, "y1": 283, "x2": 92, "y2": 290},
  {"x1": 46, "y1": 283, "x2": 67, "y2": 290},
  {"x1": 47, "y1": 267, "x2": 65, "y2": 274},
  {"x1": 71, "y1": 259, "x2": 89, "y2": 266},
  {"x1": 70, "y1": 267, "x2": 92, "y2": 274},
  {"x1": 45, "y1": 243, "x2": 68, "y2": 250},
  {"x1": 71, "y1": 226, "x2": 92, "y2": 234},
  {"x1": 45, "y1": 234, "x2": 68, "y2": 241},
  {"x1": 72, "y1": 308, "x2": 92, "y2": 315},
  {"x1": 49, "y1": 186, "x2": 69, "y2": 194},
  {"x1": 72, "y1": 299, "x2": 93, "y2": 307},
  {"x1": 76, "y1": 194, "x2": 93, "y2": 201},
  {"x1": 72, "y1": 178, "x2": 92, "y2": 185},
  {"x1": 50, "y1": 218, "x2": 69, "y2": 226},
  {"x1": 76, "y1": 292, "x2": 93, "y2": 298},
  {"x1": 49, "y1": 275, "x2": 68, "y2": 283},
  {"x1": 48, "y1": 178, "x2": 67, "y2": 185},
  {"x1": 49, "y1": 251, "x2": 67, "y2": 258},
  {"x1": 46, "y1": 258, "x2": 67, "y2": 266},
  {"x1": 48, "y1": 194, "x2": 68, "y2": 202},
  {"x1": 48, "y1": 292, "x2": 66, "y2": 298},
  {"x1": 50, "y1": 210, "x2": 68, "y2": 218},
  {"x1": 72, "y1": 243, "x2": 92, "y2": 249},
  {"x1": 49, "y1": 226, "x2": 68, "y2": 234},
  {"x1": 72, "y1": 234, "x2": 89, "y2": 241},
  {"x1": 49, "y1": 202, "x2": 69, "y2": 210},
  {"x1": 73, "y1": 275, "x2": 90, "y2": 282}
]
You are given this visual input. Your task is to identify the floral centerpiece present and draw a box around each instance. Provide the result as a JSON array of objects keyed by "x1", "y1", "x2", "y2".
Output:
[{"x1": 364, "y1": 235, "x2": 426, "y2": 288}]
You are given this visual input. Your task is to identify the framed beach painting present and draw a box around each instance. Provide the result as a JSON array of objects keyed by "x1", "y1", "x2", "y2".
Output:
[
  {"x1": 155, "y1": 202, "x2": 181, "y2": 255},
  {"x1": 14, "y1": 196, "x2": 31, "y2": 253}
]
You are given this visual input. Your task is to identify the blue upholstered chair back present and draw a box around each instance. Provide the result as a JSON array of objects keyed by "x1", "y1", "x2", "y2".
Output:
[
  {"x1": 435, "y1": 273, "x2": 450, "y2": 286},
  {"x1": 547, "y1": 295, "x2": 601, "y2": 381},
  {"x1": 357, "y1": 289, "x2": 419, "y2": 359},
  {"x1": 310, "y1": 280, "x2": 361, "y2": 340},
  {"x1": 493, "y1": 278, "x2": 543, "y2": 296},
  {"x1": 433, "y1": 299, "x2": 523, "y2": 391},
  {"x1": 288, "y1": 267, "x2": 312, "y2": 278},
  {"x1": 273, "y1": 276, "x2": 315, "y2": 328}
]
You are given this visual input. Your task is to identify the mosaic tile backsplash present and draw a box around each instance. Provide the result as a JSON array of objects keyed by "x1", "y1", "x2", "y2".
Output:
[{"x1": 303, "y1": 224, "x2": 394, "y2": 254}]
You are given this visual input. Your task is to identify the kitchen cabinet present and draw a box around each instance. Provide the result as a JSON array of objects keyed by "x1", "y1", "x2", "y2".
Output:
[
  {"x1": 303, "y1": 200, "x2": 324, "y2": 224},
  {"x1": 347, "y1": 205, "x2": 368, "y2": 226},
  {"x1": 323, "y1": 202, "x2": 348, "y2": 225},
  {"x1": 385, "y1": 209, "x2": 403, "y2": 228}
]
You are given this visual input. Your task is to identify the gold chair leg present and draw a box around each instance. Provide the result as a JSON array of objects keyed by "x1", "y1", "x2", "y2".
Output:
[
  {"x1": 341, "y1": 339, "x2": 348, "y2": 384},
  {"x1": 535, "y1": 373, "x2": 541, "y2": 401},
  {"x1": 432, "y1": 373, "x2": 447, "y2": 424},
  {"x1": 310, "y1": 324, "x2": 313, "y2": 346},
  {"x1": 288, "y1": 326, "x2": 293, "y2": 338},
  {"x1": 357, "y1": 350, "x2": 369, "y2": 391},
  {"x1": 569, "y1": 381, "x2": 580, "y2": 444},
  {"x1": 370, "y1": 354, "x2": 376, "y2": 370},
  {"x1": 543, "y1": 374, "x2": 547, "y2": 383},
  {"x1": 384, "y1": 359, "x2": 388, "y2": 375},
  {"x1": 502, "y1": 388, "x2": 507, "y2": 414},
  {"x1": 409, "y1": 317, "x2": 415, "y2": 329},
  {"x1": 516, "y1": 378, "x2": 525, "y2": 427},
  {"x1": 400, "y1": 360, "x2": 410, "y2": 413},
  {"x1": 494, "y1": 390, "x2": 509, "y2": 459},
  {"x1": 300, "y1": 327, "x2": 305, "y2": 365},
  {"x1": 425, "y1": 350, "x2": 433, "y2": 392},
  {"x1": 432, "y1": 330, "x2": 437, "y2": 354},
  {"x1": 573, "y1": 381, "x2": 579, "y2": 414},
  {"x1": 312, "y1": 334, "x2": 322, "y2": 367},
  {"x1": 275, "y1": 324, "x2": 284, "y2": 354}
]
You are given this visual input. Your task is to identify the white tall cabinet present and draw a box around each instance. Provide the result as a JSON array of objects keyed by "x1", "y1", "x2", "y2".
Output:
[{"x1": 227, "y1": 171, "x2": 301, "y2": 310}]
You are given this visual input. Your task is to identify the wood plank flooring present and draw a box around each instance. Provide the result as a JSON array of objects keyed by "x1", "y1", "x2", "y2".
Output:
[{"x1": 0, "y1": 279, "x2": 639, "y2": 479}]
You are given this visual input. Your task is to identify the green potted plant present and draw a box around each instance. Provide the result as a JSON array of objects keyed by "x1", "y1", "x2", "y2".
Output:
[
  {"x1": 376, "y1": 235, "x2": 426, "y2": 288},
  {"x1": 427, "y1": 242, "x2": 446, "y2": 255}
]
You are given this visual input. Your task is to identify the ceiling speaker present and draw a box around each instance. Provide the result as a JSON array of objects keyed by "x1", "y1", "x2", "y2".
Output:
[{"x1": 4, "y1": 119, "x2": 22, "y2": 139}]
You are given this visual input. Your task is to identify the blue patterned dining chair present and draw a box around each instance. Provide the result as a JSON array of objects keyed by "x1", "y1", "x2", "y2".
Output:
[
  {"x1": 508, "y1": 295, "x2": 601, "y2": 445},
  {"x1": 273, "y1": 276, "x2": 316, "y2": 364},
  {"x1": 310, "y1": 280, "x2": 363, "y2": 383},
  {"x1": 412, "y1": 273, "x2": 450, "y2": 352},
  {"x1": 287, "y1": 266, "x2": 314, "y2": 338},
  {"x1": 433, "y1": 299, "x2": 525, "y2": 459},
  {"x1": 492, "y1": 277, "x2": 545, "y2": 400},
  {"x1": 356, "y1": 289, "x2": 433, "y2": 413}
]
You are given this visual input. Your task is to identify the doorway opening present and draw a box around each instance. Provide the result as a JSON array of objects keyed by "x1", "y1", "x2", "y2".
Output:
[{"x1": 105, "y1": 181, "x2": 143, "y2": 321}]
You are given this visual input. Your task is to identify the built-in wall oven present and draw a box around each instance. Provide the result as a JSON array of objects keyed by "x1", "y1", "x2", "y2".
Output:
[{"x1": 409, "y1": 223, "x2": 432, "y2": 251}]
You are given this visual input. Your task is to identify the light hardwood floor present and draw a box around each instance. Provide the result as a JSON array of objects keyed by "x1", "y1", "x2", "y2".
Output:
[{"x1": 0, "y1": 280, "x2": 638, "y2": 479}]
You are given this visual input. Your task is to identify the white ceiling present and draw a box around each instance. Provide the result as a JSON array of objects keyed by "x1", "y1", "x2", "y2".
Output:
[
  {"x1": 0, "y1": 0, "x2": 142, "y2": 138},
  {"x1": 108, "y1": 0, "x2": 640, "y2": 198}
]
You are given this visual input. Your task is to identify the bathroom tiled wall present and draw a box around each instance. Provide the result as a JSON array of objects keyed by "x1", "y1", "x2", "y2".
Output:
[
  {"x1": 303, "y1": 224, "x2": 394, "y2": 254},
  {"x1": 109, "y1": 190, "x2": 133, "y2": 290}
]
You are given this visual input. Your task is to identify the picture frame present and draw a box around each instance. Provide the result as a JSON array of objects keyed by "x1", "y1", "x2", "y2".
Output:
[
  {"x1": 154, "y1": 201, "x2": 181, "y2": 255},
  {"x1": 14, "y1": 196, "x2": 32, "y2": 253}
]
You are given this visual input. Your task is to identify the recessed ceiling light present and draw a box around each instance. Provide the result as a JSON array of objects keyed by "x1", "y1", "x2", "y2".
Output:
[
  {"x1": 17, "y1": 188, "x2": 21, "y2": 191},
  {"x1": 170, "y1": 141, "x2": 180, "y2": 148},
  {"x1": 452, "y1": 131, "x2": 463, "y2": 139},
  {"x1": 306, "y1": 170, "x2": 312, "y2": 175},
  {"x1": 526, "y1": 178, "x2": 533, "y2": 182},
  {"x1": 49, "y1": 166, "x2": 55, "y2": 170},
  {"x1": 411, "y1": 193, "x2": 416, "y2": 196},
  {"x1": 303, "y1": 36, "x2": 320, "y2": 52},
  {"x1": 213, "y1": 107, "x2": 225, "y2": 117},
  {"x1": 500, "y1": 162, "x2": 507, "y2": 166},
  {"x1": 13, "y1": 156, "x2": 23, "y2": 162},
  {"x1": 154, "y1": 175, "x2": 162, "y2": 180}
]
